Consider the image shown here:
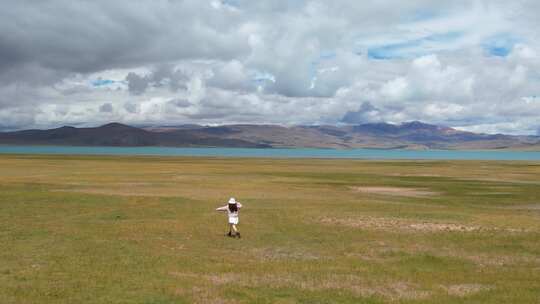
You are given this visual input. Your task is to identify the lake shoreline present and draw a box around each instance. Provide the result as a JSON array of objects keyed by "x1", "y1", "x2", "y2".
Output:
[{"x1": 1, "y1": 145, "x2": 540, "y2": 160}]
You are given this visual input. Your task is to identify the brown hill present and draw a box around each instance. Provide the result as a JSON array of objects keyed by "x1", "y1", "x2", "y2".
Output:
[{"x1": 0, "y1": 122, "x2": 538, "y2": 150}]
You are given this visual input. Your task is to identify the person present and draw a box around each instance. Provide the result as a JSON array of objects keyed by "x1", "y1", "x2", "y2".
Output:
[{"x1": 216, "y1": 197, "x2": 243, "y2": 238}]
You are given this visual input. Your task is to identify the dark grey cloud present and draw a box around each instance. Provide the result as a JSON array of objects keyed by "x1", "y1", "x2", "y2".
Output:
[
  {"x1": 125, "y1": 64, "x2": 190, "y2": 95},
  {"x1": 151, "y1": 64, "x2": 189, "y2": 92},
  {"x1": 0, "y1": 107, "x2": 38, "y2": 130},
  {"x1": 125, "y1": 72, "x2": 149, "y2": 95},
  {"x1": 124, "y1": 102, "x2": 139, "y2": 114},
  {"x1": 0, "y1": 0, "x2": 250, "y2": 82},
  {"x1": 99, "y1": 103, "x2": 113, "y2": 113},
  {"x1": 167, "y1": 98, "x2": 192, "y2": 108},
  {"x1": 341, "y1": 102, "x2": 382, "y2": 124}
]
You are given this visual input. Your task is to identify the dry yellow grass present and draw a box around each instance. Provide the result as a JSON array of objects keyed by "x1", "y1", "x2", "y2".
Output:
[{"x1": 0, "y1": 155, "x2": 539, "y2": 303}]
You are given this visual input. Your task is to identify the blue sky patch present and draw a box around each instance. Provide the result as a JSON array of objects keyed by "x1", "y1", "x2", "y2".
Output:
[
  {"x1": 319, "y1": 50, "x2": 336, "y2": 60},
  {"x1": 367, "y1": 31, "x2": 463, "y2": 60},
  {"x1": 483, "y1": 34, "x2": 519, "y2": 57},
  {"x1": 91, "y1": 78, "x2": 115, "y2": 87},
  {"x1": 409, "y1": 9, "x2": 440, "y2": 22},
  {"x1": 221, "y1": 0, "x2": 239, "y2": 8},
  {"x1": 489, "y1": 47, "x2": 511, "y2": 57},
  {"x1": 252, "y1": 71, "x2": 275, "y2": 85}
]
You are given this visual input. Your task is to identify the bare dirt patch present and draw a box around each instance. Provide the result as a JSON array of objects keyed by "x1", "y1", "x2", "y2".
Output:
[
  {"x1": 174, "y1": 285, "x2": 240, "y2": 304},
  {"x1": 114, "y1": 182, "x2": 155, "y2": 186},
  {"x1": 321, "y1": 216, "x2": 533, "y2": 234},
  {"x1": 460, "y1": 177, "x2": 540, "y2": 185},
  {"x1": 382, "y1": 282, "x2": 431, "y2": 301},
  {"x1": 455, "y1": 252, "x2": 540, "y2": 267},
  {"x1": 502, "y1": 204, "x2": 540, "y2": 211},
  {"x1": 347, "y1": 243, "x2": 540, "y2": 268},
  {"x1": 441, "y1": 284, "x2": 492, "y2": 297},
  {"x1": 387, "y1": 173, "x2": 442, "y2": 177},
  {"x1": 468, "y1": 192, "x2": 513, "y2": 196},
  {"x1": 350, "y1": 186, "x2": 438, "y2": 197},
  {"x1": 251, "y1": 247, "x2": 320, "y2": 261},
  {"x1": 321, "y1": 217, "x2": 493, "y2": 233},
  {"x1": 51, "y1": 188, "x2": 182, "y2": 197},
  {"x1": 170, "y1": 272, "x2": 430, "y2": 301}
]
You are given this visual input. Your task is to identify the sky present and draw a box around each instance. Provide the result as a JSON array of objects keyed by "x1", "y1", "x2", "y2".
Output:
[{"x1": 1, "y1": 0, "x2": 540, "y2": 135}]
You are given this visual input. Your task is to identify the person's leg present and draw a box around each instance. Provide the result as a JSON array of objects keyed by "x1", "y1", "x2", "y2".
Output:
[
  {"x1": 227, "y1": 224, "x2": 233, "y2": 236},
  {"x1": 232, "y1": 224, "x2": 240, "y2": 238}
]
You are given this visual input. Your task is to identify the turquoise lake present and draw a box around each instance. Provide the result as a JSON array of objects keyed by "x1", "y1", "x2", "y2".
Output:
[{"x1": 0, "y1": 145, "x2": 540, "y2": 160}]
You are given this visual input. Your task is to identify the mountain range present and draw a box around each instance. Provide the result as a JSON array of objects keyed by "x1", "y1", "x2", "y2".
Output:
[{"x1": 0, "y1": 122, "x2": 539, "y2": 150}]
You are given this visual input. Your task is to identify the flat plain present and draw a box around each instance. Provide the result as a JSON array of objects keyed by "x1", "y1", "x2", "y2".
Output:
[{"x1": 0, "y1": 154, "x2": 539, "y2": 303}]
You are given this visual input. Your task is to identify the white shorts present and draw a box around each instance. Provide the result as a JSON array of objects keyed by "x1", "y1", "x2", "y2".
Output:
[{"x1": 228, "y1": 217, "x2": 239, "y2": 225}]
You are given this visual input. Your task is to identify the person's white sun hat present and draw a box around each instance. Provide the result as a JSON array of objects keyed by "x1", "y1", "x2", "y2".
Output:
[{"x1": 228, "y1": 197, "x2": 236, "y2": 204}]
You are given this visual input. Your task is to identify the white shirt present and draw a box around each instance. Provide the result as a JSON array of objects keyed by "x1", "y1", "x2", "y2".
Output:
[{"x1": 216, "y1": 202, "x2": 243, "y2": 218}]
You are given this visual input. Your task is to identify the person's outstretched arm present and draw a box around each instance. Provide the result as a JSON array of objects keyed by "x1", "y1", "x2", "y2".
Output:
[
  {"x1": 216, "y1": 205, "x2": 228, "y2": 211},
  {"x1": 237, "y1": 202, "x2": 243, "y2": 209}
]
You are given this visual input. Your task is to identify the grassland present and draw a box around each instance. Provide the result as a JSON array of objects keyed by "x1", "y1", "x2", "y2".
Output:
[{"x1": 0, "y1": 154, "x2": 539, "y2": 303}]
